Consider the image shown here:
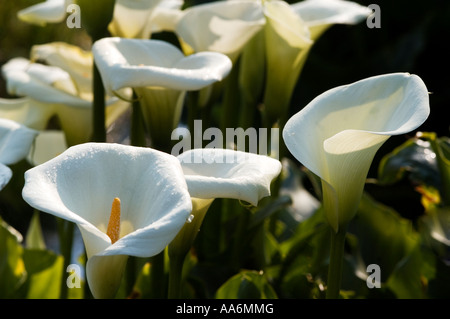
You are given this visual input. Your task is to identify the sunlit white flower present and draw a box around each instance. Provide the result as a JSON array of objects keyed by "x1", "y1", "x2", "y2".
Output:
[
  {"x1": 262, "y1": 0, "x2": 371, "y2": 127},
  {"x1": 291, "y1": 0, "x2": 373, "y2": 40},
  {"x1": 170, "y1": 148, "x2": 282, "y2": 258},
  {"x1": 17, "y1": 0, "x2": 70, "y2": 26},
  {"x1": 283, "y1": 73, "x2": 430, "y2": 232},
  {"x1": 22, "y1": 143, "x2": 193, "y2": 298},
  {"x1": 174, "y1": 0, "x2": 266, "y2": 61},
  {"x1": 27, "y1": 130, "x2": 68, "y2": 166},
  {"x1": 92, "y1": 37, "x2": 231, "y2": 149},
  {"x1": 179, "y1": 148, "x2": 282, "y2": 206},
  {"x1": 109, "y1": 0, "x2": 164, "y2": 39},
  {"x1": 0, "y1": 119, "x2": 38, "y2": 190},
  {"x1": 1, "y1": 43, "x2": 129, "y2": 146}
]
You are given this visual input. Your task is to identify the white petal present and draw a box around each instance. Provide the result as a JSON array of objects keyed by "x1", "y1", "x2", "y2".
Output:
[
  {"x1": 291, "y1": 0, "x2": 372, "y2": 39},
  {"x1": 0, "y1": 119, "x2": 38, "y2": 165},
  {"x1": 178, "y1": 148, "x2": 282, "y2": 206},
  {"x1": 0, "y1": 164, "x2": 12, "y2": 191},
  {"x1": 176, "y1": 0, "x2": 265, "y2": 59},
  {"x1": 30, "y1": 42, "x2": 93, "y2": 96},
  {"x1": 0, "y1": 97, "x2": 54, "y2": 130},
  {"x1": 86, "y1": 254, "x2": 129, "y2": 299},
  {"x1": 292, "y1": 0, "x2": 372, "y2": 26},
  {"x1": 264, "y1": 0, "x2": 312, "y2": 49},
  {"x1": 283, "y1": 73, "x2": 430, "y2": 181},
  {"x1": 109, "y1": 0, "x2": 164, "y2": 39},
  {"x1": 18, "y1": 0, "x2": 67, "y2": 26},
  {"x1": 93, "y1": 37, "x2": 232, "y2": 94},
  {"x1": 27, "y1": 130, "x2": 68, "y2": 166},
  {"x1": 22, "y1": 143, "x2": 193, "y2": 259},
  {"x1": 2, "y1": 58, "x2": 90, "y2": 107}
]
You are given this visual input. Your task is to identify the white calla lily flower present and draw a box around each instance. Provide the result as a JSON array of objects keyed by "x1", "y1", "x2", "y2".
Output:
[
  {"x1": 291, "y1": 0, "x2": 373, "y2": 40},
  {"x1": 283, "y1": 73, "x2": 430, "y2": 232},
  {"x1": 22, "y1": 143, "x2": 193, "y2": 298},
  {"x1": 170, "y1": 148, "x2": 282, "y2": 260},
  {"x1": 27, "y1": 130, "x2": 68, "y2": 166},
  {"x1": 109, "y1": 0, "x2": 165, "y2": 39},
  {"x1": 93, "y1": 37, "x2": 232, "y2": 94},
  {"x1": 17, "y1": 0, "x2": 69, "y2": 26},
  {"x1": 262, "y1": 0, "x2": 371, "y2": 127},
  {"x1": 174, "y1": 0, "x2": 265, "y2": 61},
  {"x1": 178, "y1": 148, "x2": 282, "y2": 206},
  {"x1": 1, "y1": 43, "x2": 129, "y2": 146},
  {"x1": 0, "y1": 119, "x2": 38, "y2": 190},
  {"x1": 92, "y1": 37, "x2": 231, "y2": 149}
]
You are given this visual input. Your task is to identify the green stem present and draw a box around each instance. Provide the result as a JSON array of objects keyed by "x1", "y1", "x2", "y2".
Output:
[
  {"x1": 326, "y1": 227, "x2": 347, "y2": 299},
  {"x1": 220, "y1": 62, "x2": 240, "y2": 135},
  {"x1": 230, "y1": 203, "x2": 250, "y2": 270},
  {"x1": 92, "y1": 61, "x2": 106, "y2": 142},
  {"x1": 57, "y1": 218, "x2": 74, "y2": 299},
  {"x1": 187, "y1": 91, "x2": 199, "y2": 134},
  {"x1": 150, "y1": 250, "x2": 166, "y2": 298},
  {"x1": 131, "y1": 91, "x2": 147, "y2": 147},
  {"x1": 168, "y1": 252, "x2": 185, "y2": 299}
]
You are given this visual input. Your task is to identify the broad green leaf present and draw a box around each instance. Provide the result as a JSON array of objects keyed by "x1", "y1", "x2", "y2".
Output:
[
  {"x1": 215, "y1": 270, "x2": 277, "y2": 299},
  {"x1": 377, "y1": 136, "x2": 440, "y2": 188},
  {"x1": 385, "y1": 241, "x2": 428, "y2": 298},
  {"x1": 20, "y1": 249, "x2": 64, "y2": 299},
  {"x1": 349, "y1": 193, "x2": 420, "y2": 283},
  {"x1": 425, "y1": 133, "x2": 450, "y2": 205},
  {"x1": 25, "y1": 211, "x2": 46, "y2": 250},
  {"x1": 276, "y1": 206, "x2": 330, "y2": 298},
  {"x1": 0, "y1": 217, "x2": 26, "y2": 298}
]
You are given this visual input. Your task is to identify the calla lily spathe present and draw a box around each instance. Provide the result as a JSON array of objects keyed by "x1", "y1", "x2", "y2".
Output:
[
  {"x1": 1, "y1": 43, "x2": 129, "y2": 146},
  {"x1": 0, "y1": 119, "x2": 38, "y2": 190},
  {"x1": 22, "y1": 143, "x2": 193, "y2": 298},
  {"x1": 173, "y1": 0, "x2": 266, "y2": 62},
  {"x1": 291, "y1": 0, "x2": 373, "y2": 40},
  {"x1": 179, "y1": 148, "x2": 282, "y2": 206},
  {"x1": 170, "y1": 148, "x2": 282, "y2": 259},
  {"x1": 93, "y1": 37, "x2": 232, "y2": 93},
  {"x1": 263, "y1": 0, "x2": 371, "y2": 127},
  {"x1": 283, "y1": 73, "x2": 430, "y2": 232},
  {"x1": 109, "y1": 0, "x2": 184, "y2": 39},
  {"x1": 17, "y1": 0, "x2": 179, "y2": 39},
  {"x1": 17, "y1": 0, "x2": 70, "y2": 26},
  {"x1": 92, "y1": 37, "x2": 232, "y2": 149}
]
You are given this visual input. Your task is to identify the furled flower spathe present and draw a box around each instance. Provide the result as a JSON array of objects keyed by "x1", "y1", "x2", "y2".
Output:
[
  {"x1": 173, "y1": 0, "x2": 266, "y2": 62},
  {"x1": 22, "y1": 143, "x2": 193, "y2": 298},
  {"x1": 1, "y1": 43, "x2": 128, "y2": 146},
  {"x1": 17, "y1": 0, "x2": 69, "y2": 26},
  {"x1": 92, "y1": 37, "x2": 232, "y2": 149},
  {"x1": 262, "y1": 0, "x2": 371, "y2": 127},
  {"x1": 170, "y1": 148, "x2": 282, "y2": 259},
  {"x1": 283, "y1": 73, "x2": 430, "y2": 232},
  {"x1": 0, "y1": 119, "x2": 38, "y2": 190}
]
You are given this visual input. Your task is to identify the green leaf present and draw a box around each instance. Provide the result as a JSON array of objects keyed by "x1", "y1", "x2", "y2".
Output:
[
  {"x1": 349, "y1": 193, "x2": 420, "y2": 283},
  {"x1": 0, "y1": 217, "x2": 26, "y2": 298},
  {"x1": 425, "y1": 133, "x2": 450, "y2": 205},
  {"x1": 25, "y1": 211, "x2": 46, "y2": 250},
  {"x1": 377, "y1": 136, "x2": 440, "y2": 188},
  {"x1": 215, "y1": 270, "x2": 277, "y2": 299},
  {"x1": 20, "y1": 249, "x2": 64, "y2": 299}
]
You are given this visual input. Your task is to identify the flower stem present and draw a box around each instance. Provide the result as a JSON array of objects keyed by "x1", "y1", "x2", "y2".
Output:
[
  {"x1": 326, "y1": 227, "x2": 347, "y2": 299},
  {"x1": 57, "y1": 218, "x2": 74, "y2": 299},
  {"x1": 92, "y1": 61, "x2": 106, "y2": 142},
  {"x1": 168, "y1": 252, "x2": 185, "y2": 299},
  {"x1": 150, "y1": 251, "x2": 166, "y2": 298},
  {"x1": 131, "y1": 91, "x2": 147, "y2": 147}
]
